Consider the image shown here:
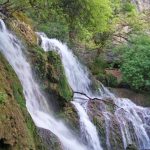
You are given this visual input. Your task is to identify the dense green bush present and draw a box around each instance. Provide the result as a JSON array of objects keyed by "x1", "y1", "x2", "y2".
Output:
[
  {"x1": 122, "y1": 1, "x2": 136, "y2": 13},
  {"x1": 116, "y1": 34, "x2": 150, "y2": 91}
]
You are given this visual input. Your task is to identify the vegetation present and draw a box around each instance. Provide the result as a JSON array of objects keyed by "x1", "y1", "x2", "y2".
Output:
[
  {"x1": 115, "y1": 34, "x2": 150, "y2": 91},
  {"x1": 0, "y1": 0, "x2": 112, "y2": 43},
  {"x1": 0, "y1": 53, "x2": 46, "y2": 150},
  {"x1": 0, "y1": 0, "x2": 150, "y2": 150},
  {"x1": 0, "y1": 0, "x2": 150, "y2": 90},
  {"x1": 0, "y1": 92, "x2": 6, "y2": 104}
]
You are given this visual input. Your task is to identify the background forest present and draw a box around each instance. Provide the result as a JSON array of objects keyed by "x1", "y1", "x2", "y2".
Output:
[{"x1": 1, "y1": 0, "x2": 150, "y2": 91}]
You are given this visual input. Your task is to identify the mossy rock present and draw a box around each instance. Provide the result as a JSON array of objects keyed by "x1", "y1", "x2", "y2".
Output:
[
  {"x1": 5, "y1": 14, "x2": 72, "y2": 110},
  {"x1": 126, "y1": 144, "x2": 138, "y2": 150},
  {"x1": 38, "y1": 128, "x2": 62, "y2": 150},
  {"x1": 0, "y1": 52, "x2": 47, "y2": 150},
  {"x1": 47, "y1": 51, "x2": 73, "y2": 101},
  {"x1": 59, "y1": 103, "x2": 80, "y2": 135},
  {"x1": 28, "y1": 44, "x2": 47, "y2": 80},
  {"x1": 7, "y1": 17, "x2": 37, "y2": 45},
  {"x1": 0, "y1": 92, "x2": 7, "y2": 104},
  {"x1": 29, "y1": 48, "x2": 73, "y2": 110},
  {"x1": 88, "y1": 100, "x2": 124, "y2": 150}
]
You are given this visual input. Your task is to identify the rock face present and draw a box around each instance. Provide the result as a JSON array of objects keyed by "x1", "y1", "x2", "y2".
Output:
[
  {"x1": 0, "y1": 53, "x2": 46, "y2": 150},
  {"x1": 126, "y1": 144, "x2": 138, "y2": 150},
  {"x1": 29, "y1": 46, "x2": 73, "y2": 110},
  {"x1": 88, "y1": 99, "x2": 124, "y2": 150},
  {"x1": 131, "y1": 0, "x2": 150, "y2": 12},
  {"x1": 38, "y1": 128, "x2": 62, "y2": 150},
  {"x1": 8, "y1": 15, "x2": 73, "y2": 111},
  {"x1": 110, "y1": 88, "x2": 150, "y2": 107},
  {"x1": 1, "y1": 15, "x2": 71, "y2": 150}
]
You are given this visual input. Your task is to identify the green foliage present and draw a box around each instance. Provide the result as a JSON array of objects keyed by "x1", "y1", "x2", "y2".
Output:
[
  {"x1": 90, "y1": 57, "x2": 107, "y2": 76},
  {"x1": 106, "y1": 74, "x2": 118, "y2": 87},
  {"x1": 0, "y1": 0, "x2": 30, "y2": 15},
  {"x1": 115, "y1": 34, "x2": 150, "y2": 91},
  {"x1": 12, "y1": 82, "x2": 26, "y2": 108},
  {"x1": 70, "y1": 0, "x2": 111, "y2": 30},
  {"x1": 26, "y1": 0, "x2": 112, "y2": 43},
  {"x1": 1, "y1": 0, "x2": 113, "y2": 45},
  {"x1": 59, "y1": 0, "x2": 112, "y2": 40},
  {"x1": 122, "y1": 1, "x2": 136, "y2": 13},
  {"x1": 0, "y1": 92, "x2": 7, "y2": 104},
  {"x1": 37, "y1": 21, "x2": 69, "y2": 42}
]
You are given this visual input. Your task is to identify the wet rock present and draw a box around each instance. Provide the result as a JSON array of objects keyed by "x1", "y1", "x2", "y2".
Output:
[
  {"x1": 60, "y1": 103, "x2": 80, "y2": 135},
  {"x1": 131, "y1": 0, "x2": 150, "y2": 12},
  {"x1": 109, "y1": 88, "x2": 150, "y2": 107},
  {"x1": 27, "y1": 45, "x2": 73, "y2": 111},
  {"x1": 126, "y1": 144, "x2": 138, "y2": 150},
  {"x1": 38, "y1": 128, "x2": 62, "y2": 150},
  {"x1": 0, "y1": 53, "x2": 47, "y2": 150},
  {"x1": 88, "y1": 100, "x2": 124, "y2": 150}
]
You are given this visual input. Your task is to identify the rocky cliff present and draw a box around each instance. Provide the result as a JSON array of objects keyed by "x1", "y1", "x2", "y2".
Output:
[{"x1": 131, "y1": 0, "x2": 150, "y2": 12}]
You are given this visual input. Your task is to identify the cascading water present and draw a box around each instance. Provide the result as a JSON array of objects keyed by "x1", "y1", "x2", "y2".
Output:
[
  {"x1": 39, "y1": 33, "x2": 150, "y2": 150},
  {"x1": 0, "y1": 18, "x2": 150, "y2": 150},
  {"x1": 114, "y1": 97, "x2": 150, "y2": 149},
  {"x1": 0, "y1": 19, "x2": 87, "y2": 150},
  {"x1": 39, "y1": 34, "x2": 103, "y2": 150}
]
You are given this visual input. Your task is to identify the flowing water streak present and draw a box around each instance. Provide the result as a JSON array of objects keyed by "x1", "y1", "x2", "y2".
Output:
[
  {"x1": 0, "y1": 19, "x2": 87, "y2": 150},
  {"x1": 114, "y1": 98, "x2": 150, "y2": 149},
  {"x1": 39, "y1": 34, "x2": 103, "y2": 150},
  {"x1": 39, "y1": 34, "x2": 150, "y2": 150}
]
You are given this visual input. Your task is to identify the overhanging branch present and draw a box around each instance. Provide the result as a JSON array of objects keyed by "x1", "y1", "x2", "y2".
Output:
[{"x1": 73, "y1": 91, "x2": 127, "y2": 112}]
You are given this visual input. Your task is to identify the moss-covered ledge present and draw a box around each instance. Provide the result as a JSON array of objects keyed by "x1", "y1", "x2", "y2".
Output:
[
  {"x1": 46, "y1": 51, "x2": 73, "y2": 102},
  {"x1": 30, "y1": 47, "x2": 73, "y2": 110}
]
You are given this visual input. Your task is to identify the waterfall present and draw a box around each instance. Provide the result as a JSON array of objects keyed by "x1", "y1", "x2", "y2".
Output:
[
  {"x1": 0, "y1": 18, "x2": 150, "y2": 150},
  {"x1": 39, "y1": 34, "x2": 150, "y2": 150},
  {"x1": 39, "y1": 34, "x2": 103, "y2": 150},
  {"x1": 0, "y1": 19, "x2": 87, "y2": 150}
]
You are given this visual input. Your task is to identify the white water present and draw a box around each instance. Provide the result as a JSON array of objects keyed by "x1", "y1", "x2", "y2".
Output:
[
  {"x1": 39, "y1": 34, "x2": 103, "y2": 150},
  {"x1": 0, "y1": 20, "x2": 87, "y2": 150},
  {"x1": 39, "y1": 34, "x2": 150, "y2": 150},
  {"x1": 114, "y1": 97, "x2": 150, "y2": 149}
]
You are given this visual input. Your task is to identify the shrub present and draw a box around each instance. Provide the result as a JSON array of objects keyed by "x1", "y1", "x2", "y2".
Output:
[{"x1": 115, "y1": 34, "x2": 150, "y2": 91}]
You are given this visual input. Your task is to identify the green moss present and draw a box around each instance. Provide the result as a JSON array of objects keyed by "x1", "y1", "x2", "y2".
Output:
[
  {"x1": 29, "y1": 44, "x2": 47, "y2": 80},
  {"x1": 25, "y1": 113, "x2": 46, "y2": 150},
  {"x1": 0, "y1": 52, "x2": 47, "y2": 150},
  {"x1": 93, "y1": 116, "x2": 107, "y2": 149},
  {"x1": 47, "y1": 51, "x2": 73, "y2": 102},
  {"x1": 0, "y1": 92, "x2": 7, "y2": 104},
  {"x1": 11, "y1": 82, "x2": 26, "y2": 108},
  {"x1": 21, "y1": 41, "x2": 72, "y2": 110},
  {"x1": 59, "y1": 103, "x2": 80, "y2": 134}
]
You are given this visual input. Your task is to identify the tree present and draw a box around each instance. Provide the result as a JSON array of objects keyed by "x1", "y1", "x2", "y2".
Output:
[
  {"x1": 58, "y1": 0, "x2": 112, "y2": 40},
  {"x1": 0, "y1": 0, "x2": 30, "y2": 16}
]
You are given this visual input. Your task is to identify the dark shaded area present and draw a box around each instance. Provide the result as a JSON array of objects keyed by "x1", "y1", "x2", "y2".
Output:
[{"x1": 0, "y1": 138, "x2": 11, "y2": 150}]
